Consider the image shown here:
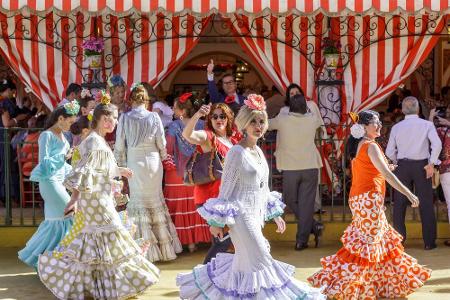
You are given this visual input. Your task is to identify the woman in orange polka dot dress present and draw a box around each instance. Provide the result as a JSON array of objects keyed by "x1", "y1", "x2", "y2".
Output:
[{"x1": 308, "y1": 110, "x2": 431, "y2": 299}]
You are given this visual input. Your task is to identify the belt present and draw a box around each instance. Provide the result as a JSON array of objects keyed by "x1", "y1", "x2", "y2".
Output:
[{"x1": 398, "y1": 158, "x2": 428, "y2": 163}]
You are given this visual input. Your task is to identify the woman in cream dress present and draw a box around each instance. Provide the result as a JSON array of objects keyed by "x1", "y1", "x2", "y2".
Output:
[{"x1": 115, "y1": 84, "x2": 181, "y2": 262}]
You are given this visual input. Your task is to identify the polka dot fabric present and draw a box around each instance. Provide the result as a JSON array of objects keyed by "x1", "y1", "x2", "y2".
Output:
[
  {"x1": 38, "y1": 132, "x2": 160, "y2": 300},
  {"x1": 308, "y1": 141, "x2": 431, "y2": 299}
]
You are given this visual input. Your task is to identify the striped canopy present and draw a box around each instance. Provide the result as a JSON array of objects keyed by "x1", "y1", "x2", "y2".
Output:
[{"x1": 1, "y1": 0, "x2": 449, "y2": 16}]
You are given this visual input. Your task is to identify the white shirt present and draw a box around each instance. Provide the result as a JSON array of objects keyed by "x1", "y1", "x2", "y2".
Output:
[{"x1": 386, "y1": 115, "x2": 442, "y2": 165}]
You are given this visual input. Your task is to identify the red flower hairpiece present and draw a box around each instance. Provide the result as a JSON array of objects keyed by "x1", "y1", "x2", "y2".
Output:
[
  {"x1": 179, "y1": 92, "x2": 192, "y2": 103},
  {"x1": 244, "y1": 94, "x2": 266, "y2": 111}
]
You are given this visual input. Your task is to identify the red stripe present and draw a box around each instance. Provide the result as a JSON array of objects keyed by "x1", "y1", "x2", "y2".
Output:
[
  {"x1": 74, "y1": 12, "x2": 84, "y2": 84},
  {"x1": 133, "y1": 0, "x2": 141, "y2": 11},
  {"x1": 424, "y1": 0, "x2": 432, "y2": 9},
  {"x1": 376, "y1": 17, "x2": 385, "y2": 90},
  {"x1": 305, "y1": 0, "x2": 313, "y2": 12},
  {"x1": 372, "y1": 0, "x2": 381, "y2": 10},
  {"x1": 236, "y1": 0, "x2": 245, "y2": 10},
  {"x1": 109, "y1": 15, "x2": 121, "y2": 75},
  {"x1": 269, "y1": 16, "x2": 281, "y2": 87},
  {"x1": 125, "y1": 17, "x2": 135, "y2": 86},
  {"x1": 348, "y1": 16, "x2": 357, "y2": 112},
  {"x1": 9, "y1": 0, "x2": 19, "y2": 10},
  {"x1": 284, "y1": 15, "x2": 293, "y2": 86},
  {"x1": 360, "y1": 16, "x2": 371, "y2": 102},
  {"x1": 184, "y1": 0, "x2": 192, "y2": 10},
  {"x1": 80, "y1": 0, "x2": 89, "y2": 11},
  {"x1": 45, "y1": 14, "x2": 59, "y2": 107},
  {"x1": 62, "y1": 0, "x2": 71, "y2": 11},
  {"x1": 155, "y1": 13, "x2": 165, "y2": 84},
  {"x1": 386, "y1": 16, "x2": 400, "y2": 84},
  {"x1": 389, "y1": 0, "x2": 397, "y2": 12},
  {"x1": 115, "y1": 0, "x2": 124, "y2": 11},
  {"x1": 270, "y1": 0, "x2": 279, "y2": 13},
  {"x1": 287, "y1": 0, "x2": 296, "y2": 9},
  {"x1": 60, "y1": 17, "x2": 70, "y2": 100},
  {"x1": 299, "y1": 17, "x2": 308, "y2": 97},
  {"x1": 406, "y1": 0, "x2": 415, "y2": 11},
  {"x1": 201, "y1": 0, "x2": 209, "y2": 13},
  {"x1": 98, "y1": 0, "x2": 107, "y2": 10},
  {"x1": 219, "y1": 0, "x2": 227, "y2": 13},
  {"x1": 151, "y1": 0, "x2": 159, "y2": 11},
  {"x1": 337, "y1": 0, "x2": 347, "y2": 12},
  {"x1": 140, "y1": 16, "x2": 150, "y2": 83},
  {"x1": 320, "y1": 0, "x2": 329, "y2": 11},
  {"x1": 27, "y1": 0, "x2": 37, "y2": 10},
  {"x1": 29, "y1": 15, "x2": 43, "y2": 101},
  {"x1": 253, "y1": 0, "x2": 262, "y2": 13}
]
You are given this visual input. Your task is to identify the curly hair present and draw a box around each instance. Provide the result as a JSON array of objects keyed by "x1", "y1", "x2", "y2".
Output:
[
  {"x1": 205, "y1": 103, "x2": 235, "y2": 137},
  {"x1": 129, "y1": 85, "x2": 149, "y2": 106},
  {"x1": 235, "y1": 105, "x2": 268, "y2": 134}
]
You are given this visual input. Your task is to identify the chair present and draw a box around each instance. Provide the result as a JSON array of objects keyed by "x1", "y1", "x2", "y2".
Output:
[{"x1": 16, "y1": 142, "x2": 42, "y2": 207}]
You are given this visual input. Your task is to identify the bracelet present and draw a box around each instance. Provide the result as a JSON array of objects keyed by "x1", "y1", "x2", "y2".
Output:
[{"x1": 12, "y1": 118, "x2": 17, "y2": 124}]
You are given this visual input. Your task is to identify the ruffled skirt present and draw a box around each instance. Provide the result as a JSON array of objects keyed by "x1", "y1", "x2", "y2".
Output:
[
  {"x1": 164, "y1": 169, "x2": 211, "y2": 245},
  {"x1": 18, "y1": 217, "x2": 73, "y2": 268},
  {"x1": 38, "y1": 224, "x2": 159, "y2": 300},
  {"x1": 308, "y1": 191, "x2": 431, "y2": 299},
  {"x1": 177, "y1": 253, "x2": 325, "y2": 300}
]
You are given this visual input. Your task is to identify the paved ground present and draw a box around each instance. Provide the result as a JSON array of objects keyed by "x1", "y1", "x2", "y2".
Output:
[{"x1": 0, "y1": 241, "x2": 449, "y2": 299}]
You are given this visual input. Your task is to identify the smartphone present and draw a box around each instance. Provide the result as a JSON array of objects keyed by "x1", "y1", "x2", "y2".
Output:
[{"x1": 435, "y1": 106, "x2": 446, "y2": 118}]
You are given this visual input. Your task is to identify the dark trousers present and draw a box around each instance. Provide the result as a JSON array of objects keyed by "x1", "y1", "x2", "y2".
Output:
[
  {"x1": 203, "y1": 234, "x2": 233, "y2": 264},
  {"x1": 393, "y1": 159, "x2": 436, "y2": 246},
  {"x1": 196, "y1": 204, "x2": 233, "y2": 264},
  {"x1": 282, "y1": 168, "x2": 319, "y2": 244}
]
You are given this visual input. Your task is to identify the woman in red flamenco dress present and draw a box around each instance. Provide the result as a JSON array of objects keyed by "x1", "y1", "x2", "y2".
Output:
[{"x1": 308, "y1": 110, "x2": 431, "y2": 299}]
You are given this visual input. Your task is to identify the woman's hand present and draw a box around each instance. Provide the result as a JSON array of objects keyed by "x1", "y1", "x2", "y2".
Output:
[
  {"x1": 209, "y1": 226, "x2": 224, "y2": 239},
  {"x1": 407, "y1": 192, "x2": 419, "y2": 208},
  {"x1": 437, "y1": 116, "x2": 450, "y2": 127},
  {"x1": 195, "y1": 104, "x2": 211, "y2": 118},
  {"x1": 64, "y1": 193, "x2": 79, "y2": 216},
  {"x1": 119, "y1": 167, "x2": 133, "y2": 179},
  {"x1": 274, "y1": 216, "x2": 286, "y2": 234},
  {"x1": 388, "y1": 163, "x2": 397, "y2": 171},
  {"x1": 65, "y1": 148, "x2": 74, "y2": 160}
]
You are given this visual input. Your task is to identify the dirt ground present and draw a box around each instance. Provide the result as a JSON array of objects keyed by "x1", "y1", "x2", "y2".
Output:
[{"x1": 0, "y1": 241, "x2": 449, "y2": 300}]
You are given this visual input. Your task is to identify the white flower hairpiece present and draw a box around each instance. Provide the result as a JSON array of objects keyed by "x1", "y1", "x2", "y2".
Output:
[
  {"x1": 350, "y1": 123, "x2": 365, "y2": 139},
  {"x1": 130, "y1": 82, "x2": 143, "y2": 92},
  {"x1": 80, "y1": 88, "x2": 92, "y2": 99}
]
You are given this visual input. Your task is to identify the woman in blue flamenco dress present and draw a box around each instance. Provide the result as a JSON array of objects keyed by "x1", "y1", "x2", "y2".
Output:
[
  {"x1": 177, "y1": 95, "x2": 324, "y2": 299},
  {"x1": 18, "y1": 101, "x2": 79, "y2": 268}
]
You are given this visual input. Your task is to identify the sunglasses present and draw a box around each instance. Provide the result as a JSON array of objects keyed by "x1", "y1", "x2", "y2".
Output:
[{"x1": 212, "y1": 114, "x2": 227, "y2": 120}]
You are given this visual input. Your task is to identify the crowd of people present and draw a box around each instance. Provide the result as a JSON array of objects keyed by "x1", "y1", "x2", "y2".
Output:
[{"x1": 0, "y1": 63, "x2": 448, "y2": 298}]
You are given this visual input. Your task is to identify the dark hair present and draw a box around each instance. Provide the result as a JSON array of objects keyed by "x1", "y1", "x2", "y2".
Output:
[
  {"x1": 44, "y1": 106, "x2": 74, "y2": 129},
  {"x1": 346, "y1": 110, "x2": 380, "y2": 159},
  {"x1": 65, "y1": 83, "x2": 82, "y2": 97},
  {"x1": 78, "y1": 96, "x2": 94, "y2": 109},
  {"x1": 70, "y1": 116, "x2": 90, "y2": 135},
  {"x1": 221, "y1": 73, "x2": 235, "y2": 82},
  {"x1": 271, "y1": 85, "x2": 280, "y2": 94},
  {"x1": 35, "y1": 115, "x2": 47, "y2": 128},
  {"x1": 285, "y1": 83, "x2": 305, "y2": 106},
  {"x1": 289, "y1": 94, "x2": 307, "y2": 114},
  {"x1": 91, "y1": 103, "x2": 117, "y2": 129},
  {"x1": 0, "y1": 78, "x2": 13, "y2": 93}
]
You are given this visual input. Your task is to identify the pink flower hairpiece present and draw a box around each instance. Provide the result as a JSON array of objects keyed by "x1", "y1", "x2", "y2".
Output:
[
  {"x1": 95, "y1": 90, "x2": 111, "y2": 105},
  {"x1": 244, "y1": 94, "x2": 266, "y2": 111}
]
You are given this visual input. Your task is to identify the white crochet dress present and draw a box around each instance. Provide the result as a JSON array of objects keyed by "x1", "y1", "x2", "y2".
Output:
[{"x1": 177, "y1": 145, "x2": 325, "y2": 299}]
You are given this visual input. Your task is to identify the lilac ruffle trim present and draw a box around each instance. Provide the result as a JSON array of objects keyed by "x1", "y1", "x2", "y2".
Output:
[
  {"x1": 177, "y1": 253, "x2": 325, "y2": 299},
  {"x1": 265, "y1": 191, "x2": 286, "y2": 221},
  {"x1": 197, "y1": 198, "x2": 240, "y2": 227}
]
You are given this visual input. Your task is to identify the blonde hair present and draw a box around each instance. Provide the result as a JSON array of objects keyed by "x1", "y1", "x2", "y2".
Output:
[
  {"x1": 235, "y1": 105, "x2": 268, "y2": 134},
  {"x1": 129, "y1": 85, "x2": 149, "y2": 105}
]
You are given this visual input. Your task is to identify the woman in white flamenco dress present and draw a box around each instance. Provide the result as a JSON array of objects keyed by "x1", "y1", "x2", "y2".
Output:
[{"x1": 177, "y1": 95, "x2": 325, "y2": 299}]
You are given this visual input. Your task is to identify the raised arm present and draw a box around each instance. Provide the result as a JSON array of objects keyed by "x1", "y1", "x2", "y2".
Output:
[
  {"x1": 182, "y1": 104, "x2": 210, "y2": 146},
  {"x1": 367, "y1": 143, "x2": 419, "y2": 207},
  {"x1": 207, "y1": 59, "x2": 221, "y2": 103}
]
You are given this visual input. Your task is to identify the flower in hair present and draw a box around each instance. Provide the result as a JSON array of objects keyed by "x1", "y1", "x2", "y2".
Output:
[
  {"x1": 87, "y1": 111, "x2": 93, "y2": 121},
  {"x1": 107, "y1": 74, "x2": 125, "y2": 88},
  {"x1": 244, "y1": 94, "x2": 266, "y2": 111},
  {"x1": 350, "y1": 123, "x2": 365, "y2": 139},
  {"x1": 80, "y1": 88, "x2": 92, "y2": 99},
  {"x1": 1, "y1": 79, "x2": 7, "y2": 85},
  {"x1": 64, "y1": 100, "x2": 80, "y2": 115},
  {"x1": 95, "y1": 90, "x2": 111, "y2": 105},
  {"x1": 130, "y1": 82, "x2": 143, "y2": 92},
  {"x1": 179, "y1": 92, "x2": 192, "y2": 103}
]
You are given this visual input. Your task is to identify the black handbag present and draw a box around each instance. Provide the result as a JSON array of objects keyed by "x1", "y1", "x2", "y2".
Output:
[{"x1": 183, "y1": 135, "x2": 224, "y2": 186}]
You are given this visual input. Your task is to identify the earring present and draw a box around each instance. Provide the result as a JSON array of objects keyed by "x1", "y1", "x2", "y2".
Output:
[{"x1": 242, "y1": 130, "x2": 247, "y2": 138}]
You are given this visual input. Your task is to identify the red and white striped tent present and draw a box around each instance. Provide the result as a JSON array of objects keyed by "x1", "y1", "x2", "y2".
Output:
[{"x1": 0, "y1": 0, "x2": 448, "y2": 112}]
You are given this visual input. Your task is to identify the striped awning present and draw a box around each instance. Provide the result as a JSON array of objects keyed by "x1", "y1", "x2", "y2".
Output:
[{"x1": 1, "y1": 0, "x2": 449, "y2": 16}]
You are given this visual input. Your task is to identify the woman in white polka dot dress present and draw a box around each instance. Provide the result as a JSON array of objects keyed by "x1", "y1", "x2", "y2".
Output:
[{"x1": 38, "y1": 100, "x2": 160, "y2": 300}]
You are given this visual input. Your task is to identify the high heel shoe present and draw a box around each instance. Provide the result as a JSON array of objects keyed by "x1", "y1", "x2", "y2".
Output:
[{"x1": 312, "y1": 222, "x2": 324, "y2": 248}]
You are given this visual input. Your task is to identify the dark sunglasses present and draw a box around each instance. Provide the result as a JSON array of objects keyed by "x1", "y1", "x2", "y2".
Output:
[{"x1": 212, "y1": 114, "x2": 227, "y2": 120}]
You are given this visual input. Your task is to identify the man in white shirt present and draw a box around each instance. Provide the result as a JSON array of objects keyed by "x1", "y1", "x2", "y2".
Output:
[{"x1": 386, "y1": 96, "x2": 442, "y2": 250}]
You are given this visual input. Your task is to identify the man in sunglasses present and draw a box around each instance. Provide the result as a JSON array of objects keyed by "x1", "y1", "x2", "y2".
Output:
[{"x1": 207, "y1": 59, "x2": 245, "y2": 108}]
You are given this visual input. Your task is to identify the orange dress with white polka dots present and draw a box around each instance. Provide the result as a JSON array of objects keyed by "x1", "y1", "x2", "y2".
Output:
[{"x1": 308, "y1": 141, "x2": 431, "y2": 299}]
